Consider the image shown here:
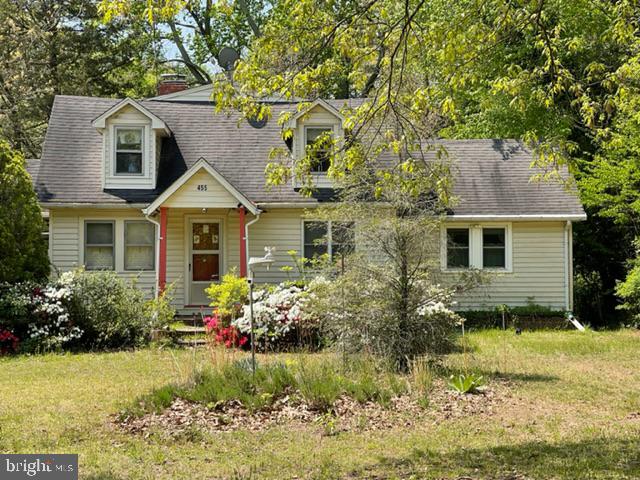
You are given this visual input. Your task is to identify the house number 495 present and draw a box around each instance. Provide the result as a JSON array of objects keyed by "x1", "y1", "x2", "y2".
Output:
[{"x1": 197, "y1": 184, "x2": 208, "y2": 191}]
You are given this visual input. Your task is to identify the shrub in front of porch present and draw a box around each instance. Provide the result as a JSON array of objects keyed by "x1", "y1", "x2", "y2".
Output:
[
  {"x1": 232, "y1": 281, "x2": 322, "y2": 351},
  {"x1": 204, "y1": 270, "x2": 321, "y2": 351}
]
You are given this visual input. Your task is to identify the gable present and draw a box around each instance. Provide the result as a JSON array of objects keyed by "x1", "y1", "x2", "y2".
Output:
[
  {"x1": 92, "y1": 98, "x2": 169, "y2": 134},
  {"x1": 108, "y1": 105, "x2": 151, "y2": 124},
  {"x1": 163, "y1": 169, "x2": 239, "y2": 208}
]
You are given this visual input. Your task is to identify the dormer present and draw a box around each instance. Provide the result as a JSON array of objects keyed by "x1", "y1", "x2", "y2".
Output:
[
  {"x1": 92, "y1": 98, "x2": 170, "y2": 190},
  {"x1": 287, "y1": 99, "x2": 345, "y2": 188}
]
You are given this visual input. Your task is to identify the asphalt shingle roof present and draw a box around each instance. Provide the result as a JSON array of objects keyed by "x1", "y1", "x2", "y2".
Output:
[{"x1": 36, "y1": 95, "x2": 584, "y2": 217}]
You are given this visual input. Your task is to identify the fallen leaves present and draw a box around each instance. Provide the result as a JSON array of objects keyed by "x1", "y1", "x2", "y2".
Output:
[{"x1": 115, "y1": 378, "x2": 513, "y2": 438}]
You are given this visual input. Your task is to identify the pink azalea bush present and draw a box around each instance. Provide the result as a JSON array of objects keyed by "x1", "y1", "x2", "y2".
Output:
[{"x1": 203, "y1": 310, "x2": 248, "y2": 349}]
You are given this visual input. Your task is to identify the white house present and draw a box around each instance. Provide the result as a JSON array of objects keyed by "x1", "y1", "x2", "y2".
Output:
[{"x1": 29, "y1": 81, "x2": 586, "y2": 313}]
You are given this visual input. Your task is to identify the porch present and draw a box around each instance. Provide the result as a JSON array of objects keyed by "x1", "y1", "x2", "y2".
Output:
[
  {"x1": 140, "y1": 159, "x2": 307, "y2": 313},
  {"x1": 152, "y1": 206, "x2": 305, "y2": 313}
]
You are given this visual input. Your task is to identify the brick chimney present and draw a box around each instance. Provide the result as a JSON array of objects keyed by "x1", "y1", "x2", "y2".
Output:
[{"x1": 157, "y1": 73, "x2": 189, "y2": 96}]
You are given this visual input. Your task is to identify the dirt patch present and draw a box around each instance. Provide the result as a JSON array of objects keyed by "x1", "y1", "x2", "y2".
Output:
[{"x1": 115, "y1": 379, "x2": 513, "y2": 438}]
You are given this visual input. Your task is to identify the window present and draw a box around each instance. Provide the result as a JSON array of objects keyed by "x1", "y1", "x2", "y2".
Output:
[
  {"x1": 125, "y1": 221, "x2": 155, "y2": 271},
  {"x1": 446, "y1": 228, "x2": 470, "y2": 268},
  {"x1": 303, "y1": 220, "x2": 355, "y2": 260},
  {"x1": 85, "y1": 221, "x2": 114, "y2": 270},
  {"x1": 482, "y1": 228, "x2": 506, "y2": 268},
  {"x1": 303, "y1": 221, "x2": 328, "y2": 259},
  {"x1": 331, "y1": 222, "x2": 355, "y2": 257},
  {"x1": 305, "y1": 127, "x2": 332, "y2": 172},
  {"x1": 443, "y1": 224, "x2": 511, "y2": 271},
  {"x1": 115, "y1": 127, "x2": 143, "y2": 175}
]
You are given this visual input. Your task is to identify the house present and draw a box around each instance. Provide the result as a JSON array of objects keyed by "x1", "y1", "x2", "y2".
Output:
[{"x1": 29, "y1": 80, "x2": 586, "y2": 314}]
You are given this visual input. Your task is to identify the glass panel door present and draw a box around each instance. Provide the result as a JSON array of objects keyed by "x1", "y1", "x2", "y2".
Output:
[{"x1": 189, "y1": 221, "x2": 220, "y2": 305}]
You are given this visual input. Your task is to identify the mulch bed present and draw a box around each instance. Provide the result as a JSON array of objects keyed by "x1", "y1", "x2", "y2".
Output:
[{"x1": 115, "y1": 378, "x2": 513, "y2": 438}]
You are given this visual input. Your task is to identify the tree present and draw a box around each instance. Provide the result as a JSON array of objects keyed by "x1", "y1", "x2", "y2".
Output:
[
  {"x1": 0, "y1": 0, "x2": 159, "y2": 157},
  {"x1": 0, "y1": 142, "x2": 49, "y2": 283},
  {"x1": 306, "y1": 154, "x2": 481, "y2": 371},
  {"x1": 99, "y1": 0, "x2": 271, "y2": 84},
  {"x1": 104, "y1": 0, "x2": 640, "y2": 325}
]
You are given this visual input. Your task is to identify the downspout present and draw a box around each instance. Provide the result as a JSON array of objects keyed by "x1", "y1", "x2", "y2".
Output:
[
  {"x1": 564, "y1": 220, "x2": 571, "y2": 311},
  {"x1": 244, "y1": 212, "x2": 261, "y2": 276},
  {"x1": 144, "y1": 210, "x2": 161, "y2": 299}
]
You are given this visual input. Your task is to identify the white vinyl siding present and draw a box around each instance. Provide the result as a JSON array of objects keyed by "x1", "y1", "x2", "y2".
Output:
[
  {"x1": 48, "y1": 208, "x2": 571, "y2": 311},
  {"x1": 48, "y1": 209, "x2": 157, "y2": 299},
  {"x1": 163, "y1": 170, "x2": 238, "y2": 209},
  {"x1": 453, "y1": 222, "x2": 568, "y2": 309}
]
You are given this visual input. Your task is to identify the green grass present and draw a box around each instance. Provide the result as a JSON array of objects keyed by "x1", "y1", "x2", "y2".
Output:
[{"x1": 1, "y1": 330, "x2": 639, "y2": 479}]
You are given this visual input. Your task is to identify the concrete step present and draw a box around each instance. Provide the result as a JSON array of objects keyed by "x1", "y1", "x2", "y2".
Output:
[
  {"x1": 176, "y1": 338, "x2": 207, "y2": 347},
  {"x1": 173, "y1": 325, "x2": 206, "y2": 334}
]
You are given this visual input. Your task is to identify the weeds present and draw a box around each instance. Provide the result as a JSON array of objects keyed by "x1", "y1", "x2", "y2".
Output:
[{"x1": 448, "y1": 373, "x2": 485, "y2": 394}]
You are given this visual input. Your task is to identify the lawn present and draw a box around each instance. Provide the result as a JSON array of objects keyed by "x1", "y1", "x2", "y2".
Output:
[{"x1": 1, "y1": 330, "x2": 639, "y2": 479}]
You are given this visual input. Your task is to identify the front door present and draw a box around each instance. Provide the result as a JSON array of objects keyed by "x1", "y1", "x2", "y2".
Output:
[{"x1": 189, "y1": 220, "x2": 221, "y2": 305}]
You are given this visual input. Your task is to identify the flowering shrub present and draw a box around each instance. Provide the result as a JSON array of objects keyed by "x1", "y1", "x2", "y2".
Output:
[
  {"x1": 0, "y1": 268, "x2": 169, "y2": 353},
  {"x1": 309, "y1": 271, "x2": 463, "y2": 369},
  {"x1": 0, "y1": 329, "x2": 19, "y2": 354},
  {"x1": 27, "y1": 272, "x2": 84, "y2": 350},
  {"x1": 203, "y1": 311, "x2": 248, "y2": 348},
  {"x1": 232, "y1": 282, "x2": 320, "y2": 350}
]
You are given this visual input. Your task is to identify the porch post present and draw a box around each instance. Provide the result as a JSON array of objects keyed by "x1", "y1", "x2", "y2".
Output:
[
  {"x1": 158, "y1": 207, "x2": 168, "y2": 293},
  {"x1": 239, "y1": 206, "x2": 247, "y2": 277}
]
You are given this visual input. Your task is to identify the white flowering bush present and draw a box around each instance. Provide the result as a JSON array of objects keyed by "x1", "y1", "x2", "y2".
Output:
[
  {"x1": 307, "y1": 269, "x2": 465, "y2": 370},
  {"x1": 232, "y1": 282, "x2": 320, "y2": 349},
  {"x1": 0, "y1": 268, "x2": 167, "y2": 353},
  {"x1": 27, "y1": 271, "x2": 84, "y2": 350}
]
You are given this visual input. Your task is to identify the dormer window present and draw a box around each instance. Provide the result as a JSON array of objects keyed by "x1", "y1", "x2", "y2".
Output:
[
  {"x1": 115, "y1": 127, "x2": 144, "y2": 175},
  {"x1": 305, "y1": 126, "x2": 333, "y2": 172}
]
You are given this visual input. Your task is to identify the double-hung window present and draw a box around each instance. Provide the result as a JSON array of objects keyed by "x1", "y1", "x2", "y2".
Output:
[
  {"x1": 482, "y1": 228, "x2": 506, "y2": 268},
  {"x1": 303, "y1": 220, "x2": 355, "y2": 261},
  {"x1": 115, "y1": 127, "x2": 143, "y2": 175},
  {"x1": 85, "y1": 221, "x2": 115, "y2": 270},
  {"x1": 446, "y1": 228, "x2": 470, "y2": 269},
  {"x1": 444, "y1": 225, "x2": 510, "y2": 271},
  {"x1": 124, "y1": 221, "x2": 155, "y2": 271},
  {"x1": 305, "y1": 127, "x2": 333, "y2": 172}
]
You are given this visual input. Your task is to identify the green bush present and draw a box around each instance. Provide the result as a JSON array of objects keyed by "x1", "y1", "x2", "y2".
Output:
[
  {"x1": 144, "y1": 284, "x2": 176, "y2": 330},
  {"x1": 616, "y1": 244, "x2": 640, "y2": 327},
  {"x1": 205, "y1": 268, "x2": 248, "y2": 321},
  {"x1": 0, "y1": 141, "x2": 49, "y2": 283},
  {"x1": 69, "y1": 271, "x2": 153, "y2": 349},
  {"x1": 459, "y1": 304, "x2": 566, "y2": 329},
  {"x1": 0, "y1": 282, "x2": 40, "y2": 338}
]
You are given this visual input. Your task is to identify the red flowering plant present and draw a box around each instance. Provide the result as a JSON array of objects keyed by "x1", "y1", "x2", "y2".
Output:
[
  {"x1": 0, "y1": 329, "x2": 19, "y2": 355},
  {"x1": 203, "y1": 310, "x2": 248, "y2": 349}
]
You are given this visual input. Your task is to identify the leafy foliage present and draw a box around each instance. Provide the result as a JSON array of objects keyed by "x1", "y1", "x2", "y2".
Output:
[
  {"x1": 0, "y1": 0, "x2": 159, "y2": 157},
  {"x1": 70, "y1": 270, "x2": 155, "y2": 349},
  {"x1": 615, "y1": 241, "x2": 640, "y2": 327},
  {"x1": 0, "y1": 141, "x2": 49, "y2": 283},
  {"x1": 448, "y1": 373, "x2": 485, "y2": 394},
  {"x1": 205, "y1": 268, "x2": 248, "y2": 321}
]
